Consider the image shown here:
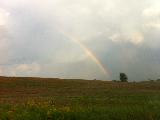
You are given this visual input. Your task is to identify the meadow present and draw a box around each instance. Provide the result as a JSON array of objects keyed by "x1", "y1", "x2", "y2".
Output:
[{"x1": 1, "y1": 76, "x2": 160, "y2": 120}]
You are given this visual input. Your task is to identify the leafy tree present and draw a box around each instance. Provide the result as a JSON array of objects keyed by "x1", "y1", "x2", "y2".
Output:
[{"x1": 120, "y1": 73, "x2": 128, "y2": 82}]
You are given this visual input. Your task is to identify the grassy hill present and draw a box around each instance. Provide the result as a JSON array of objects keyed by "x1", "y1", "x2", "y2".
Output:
[{"x1": 1, "y1": 76, "x2": 160, "y2": 120}]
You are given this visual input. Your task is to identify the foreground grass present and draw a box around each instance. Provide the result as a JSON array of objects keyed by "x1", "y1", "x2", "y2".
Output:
[
  {"x1": 1, "y1": 100, "x2": 160, "y2": 120},
  {"x1": 1, "y1": 77, "x2": 160, "y2": 119}
]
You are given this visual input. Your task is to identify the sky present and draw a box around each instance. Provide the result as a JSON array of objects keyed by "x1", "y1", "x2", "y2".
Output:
[{"x1": 0, "y1": 0, "x2": 160, "y2": 81}]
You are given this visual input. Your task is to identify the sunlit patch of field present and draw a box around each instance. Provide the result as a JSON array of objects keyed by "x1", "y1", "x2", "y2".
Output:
[{"x1": 1, "y1": 76, "x2": 160, "y2": 120}]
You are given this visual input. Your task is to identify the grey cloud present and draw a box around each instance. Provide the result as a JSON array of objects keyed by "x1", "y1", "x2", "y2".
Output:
[
  {"x1": 0, "y1": 25, "x2": 10, "y2": 64},
  {"x1": 0, "y1": 0, "x2": 160, "y2": 80}
]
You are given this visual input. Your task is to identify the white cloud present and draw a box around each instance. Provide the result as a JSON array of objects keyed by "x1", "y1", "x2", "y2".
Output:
[
  {"x1": 110, "y1": 32, "x2": 144, "y2": 45},
  {"x1": 0, "y1": 63, "x2": 41, "y2": 76},
  {"x1": 0, "y1": 8, "x2": 10, "y2": 64},
  {"x1": 130, "y1": 32, "x2": 144, "y2": 45},
  {"x1": 14, "y1": 63, "x2": 41, "y2": 73},
  {"x1": 0, "y1": 67, "x2": 4, "y2": 74},
  {"x1": 109, "y1": 34, "x2": 123, "y2": 43},
  {"x1": 143, "y1": 6, "x2": 160, "y2": 17},
  {"x1": 0, "y1": 8, "x2": 10, "y2": 25},
  {"x1": 145, "y1": 22, "x2": 160, "y2": 29},
  {"x1": 142, "y1": 2, "x2": 160, "y2": 30}
]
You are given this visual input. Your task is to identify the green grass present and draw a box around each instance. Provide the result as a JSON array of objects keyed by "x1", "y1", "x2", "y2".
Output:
[
  {"x1": 1, "y1": 76, "x2": 160, "y2": 119},
  {"x1": 1, "y1": 101, "x2": 160, "y2": 120}
]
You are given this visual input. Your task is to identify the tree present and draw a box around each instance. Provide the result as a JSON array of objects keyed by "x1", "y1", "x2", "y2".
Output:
[{"x1": 120, "y1": 73, "x2": 128, "y2": 82}]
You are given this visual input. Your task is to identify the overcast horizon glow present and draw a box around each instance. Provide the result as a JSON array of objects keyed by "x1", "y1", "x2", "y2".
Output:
[{"x1": 0, "y1": 0, "x2": 160, "y2": 81}]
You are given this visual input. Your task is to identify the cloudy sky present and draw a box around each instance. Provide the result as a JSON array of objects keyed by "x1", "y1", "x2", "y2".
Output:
[{"x1": 0, "y1": 0, "x2": 160, "y2": 81}]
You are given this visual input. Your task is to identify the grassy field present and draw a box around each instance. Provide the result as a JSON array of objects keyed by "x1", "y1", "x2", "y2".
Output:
[{"x1": 1, "y1": 76, "x2": 160, "y2": 120}]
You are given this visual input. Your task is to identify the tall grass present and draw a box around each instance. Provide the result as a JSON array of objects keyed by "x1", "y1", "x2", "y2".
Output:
[
  {"x1": 1, "y1": 77, "x2": 160, "y2": 119},
  {"x1": 1, "y1": 99, "x2": 160, "y2": 120}
]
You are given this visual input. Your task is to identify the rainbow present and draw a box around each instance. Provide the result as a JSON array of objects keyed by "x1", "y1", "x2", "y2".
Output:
[{"x1": 60, "y1": 31, "x2": 110, "y2": 77}]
